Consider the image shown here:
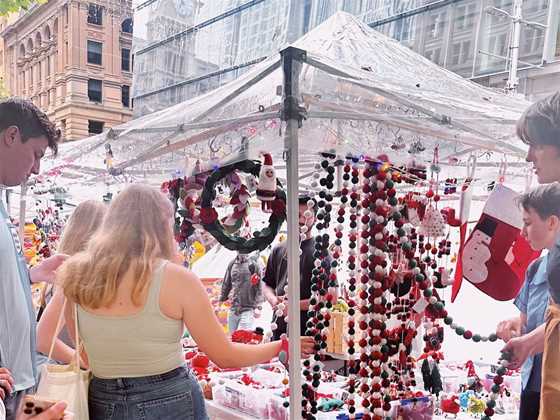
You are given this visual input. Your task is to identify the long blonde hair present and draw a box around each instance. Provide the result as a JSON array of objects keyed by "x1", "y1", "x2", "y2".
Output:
[
  {"x1": 59, "y1": 184, "x2": 176, "y2": 309},
  {"x1": 57, "y1": 200, "x2": 106, "y2": 255}
]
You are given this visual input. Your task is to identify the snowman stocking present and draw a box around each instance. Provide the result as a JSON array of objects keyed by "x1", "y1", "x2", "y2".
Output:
[{"x1": 459, "y1": 184, "x2": 540, "y2": 301}]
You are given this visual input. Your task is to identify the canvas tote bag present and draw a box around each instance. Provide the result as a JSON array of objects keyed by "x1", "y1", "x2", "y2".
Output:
[{"x1": 35, "y1": 298, "x2": 90, "y2": 419}]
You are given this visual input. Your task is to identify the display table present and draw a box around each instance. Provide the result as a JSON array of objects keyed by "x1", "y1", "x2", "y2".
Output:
[{"x1": 205, "y1": 400, "x2": 249, "y2": 420}]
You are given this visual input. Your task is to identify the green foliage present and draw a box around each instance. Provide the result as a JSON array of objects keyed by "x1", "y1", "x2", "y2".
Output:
[{"x1": 0, "y1": 0, "x2": 47, "y2": 17}]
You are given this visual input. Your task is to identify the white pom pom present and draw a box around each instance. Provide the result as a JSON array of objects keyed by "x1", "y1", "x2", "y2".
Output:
[
  {"x1": 271, "y1": 322, "x2": 278, "y2": 331},
  {"x1": 376, "y1": 199, "x2": 384, "y2": 207},
  {"x1": 429, "y1": 296, "x2": 438, "y2": 305},
  {"x1": 376, "y1": 216, "x2": 385, "y2": 224},
  {"x1": 304, "y1": 210, "x2": 313, "y2": 219},
  {"x1": 375, "y1": 233, "x2": 383, "y2": 240}
]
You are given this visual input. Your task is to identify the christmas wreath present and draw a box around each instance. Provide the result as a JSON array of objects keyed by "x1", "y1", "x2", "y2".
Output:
[{"x1": 200, "y1": 159, "x2": 286, "y2": 253}]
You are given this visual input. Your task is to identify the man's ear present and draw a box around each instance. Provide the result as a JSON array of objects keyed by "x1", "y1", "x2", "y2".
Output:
[
  {"x1": 1, "y1": 126, "x2": 20, "y2": 147},
  {"x1": 549, "y1": 215, "x2": 560, "y2": 231}
]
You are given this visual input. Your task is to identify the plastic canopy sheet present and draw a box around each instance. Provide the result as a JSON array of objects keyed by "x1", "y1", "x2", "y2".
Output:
[{"x1": 40, "y1": 12, "x2": 531, "y2": 196}]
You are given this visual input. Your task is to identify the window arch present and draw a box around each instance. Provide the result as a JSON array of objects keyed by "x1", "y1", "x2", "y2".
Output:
[
  {"x1": 44, "y1": 25, "x2": 51, "y2": 41},
  {"x1": 27, "y1": 38, "x2": 34, "y2": 52},
  {"x1": 121, "y1": 18, "x2": 133, "y2": 33},
  {"x1": 19, "y1": 43, "x2": 26, "y2": 57},
  {"x1": 35, "y1": 32, "x2": 42, "y2": 47}
]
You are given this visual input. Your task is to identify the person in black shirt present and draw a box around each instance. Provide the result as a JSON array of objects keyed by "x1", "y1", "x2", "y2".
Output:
[{"x1": 263, "y1": 195, "x2": 332, "y2": 340}]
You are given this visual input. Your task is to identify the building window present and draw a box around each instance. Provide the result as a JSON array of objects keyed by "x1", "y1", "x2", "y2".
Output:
[
  {"x1": 88, "y1": 120, "x2": 104, "y2": 134},
  {"x1": 87, "y1": 40, "x2": 102, "y2": 65},
  {"x1": 88, "y1": 79, "x2": 102, "y2": 102},
  {"x1": 122, "y1": 85, "x2": 130, "y2": 107},
  {"x1": 121, "y1": 48, "x2": 130, "y2": 72},
  {"x1": 121, "y1": 18, "x2": 133, "y2": 33},
  {"x1": 87, "y1": 4, "x2": 103, "y2": 26}
]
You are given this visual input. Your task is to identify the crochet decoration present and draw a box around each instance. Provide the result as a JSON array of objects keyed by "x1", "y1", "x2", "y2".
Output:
[{"x1": 200, "y1": 159, "x2": 286, "y2": 253}]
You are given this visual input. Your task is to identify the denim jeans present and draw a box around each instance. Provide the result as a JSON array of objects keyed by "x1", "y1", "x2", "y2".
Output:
[
  {"x1": 227, "y1": 310, "x2": 254, "y2": 333},
  {"x1": 88, "y1": 366, "x2": 208, "y2": 420}
]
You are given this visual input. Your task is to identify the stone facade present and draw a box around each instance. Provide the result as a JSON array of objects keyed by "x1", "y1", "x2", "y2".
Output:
[{"x1": 0, "y1": 0, "x2": 133, "y2": 141}]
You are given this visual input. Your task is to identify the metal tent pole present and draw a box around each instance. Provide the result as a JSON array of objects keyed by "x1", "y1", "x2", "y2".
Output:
[
  {"x1": 18, "y1": 182, "x2": 27, "y2": 243},
  {"x1": 280, "y1": 46, "x2": 306, "y2": 420}
]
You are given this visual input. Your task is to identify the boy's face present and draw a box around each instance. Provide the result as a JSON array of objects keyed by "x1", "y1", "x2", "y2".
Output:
[
  {"x1": 521, "y1": 208, "x2": 559, "y2": 251},
  {"x1": 0, "y1": 127, "x2": 48, "y2": 187},
  {"x1": 526, "y1": 144, "x2": 560, "y2": 184}
]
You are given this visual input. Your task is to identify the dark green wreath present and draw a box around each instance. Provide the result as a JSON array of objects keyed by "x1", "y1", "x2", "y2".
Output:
[{"x1": 200, "y1": 159, "x2": 286, "y2": 253}]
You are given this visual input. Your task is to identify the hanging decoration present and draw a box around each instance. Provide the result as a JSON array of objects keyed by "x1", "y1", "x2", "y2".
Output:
[
  {"x1": 459, "y1": 184, "x2": 541, "y2": 301},
  {"x1": 200, "y1": 159, "x2": 286, "y2": 253}
]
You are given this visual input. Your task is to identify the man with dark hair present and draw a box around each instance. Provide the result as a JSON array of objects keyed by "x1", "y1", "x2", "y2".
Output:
[
  {"x1": 0, "y1": 98, "x2": 60, "y2": 186},
  {"x1": 517, "y1": 92, "x2": 560, "y2": 184},
  {"x1": 502, "y1": 92, "x2": 560, "y2": 420},
  {"x1": 0, "y1": 98, "x2": 66, "y2": 420},
  {"x1": 263, "y1": 194, "x2": 332, "y2": 340}
]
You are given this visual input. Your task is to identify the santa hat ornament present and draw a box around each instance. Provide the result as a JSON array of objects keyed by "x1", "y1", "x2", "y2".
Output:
[{"x1": 256, "y1": 153, "x2": 277, "y2": 213}]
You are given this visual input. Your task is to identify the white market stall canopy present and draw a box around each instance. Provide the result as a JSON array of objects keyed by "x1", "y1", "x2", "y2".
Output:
[{"x1": 40, "y1": 11, "x2": 531, "y2": 196}]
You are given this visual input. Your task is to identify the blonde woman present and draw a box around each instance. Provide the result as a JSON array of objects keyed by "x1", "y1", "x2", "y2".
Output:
[
  {"x1": 57, "y1": 184, "x2": 314, "y2": 420},
  {"x1": 36, "y1": 200, "x2": 106, "y2": 366}
]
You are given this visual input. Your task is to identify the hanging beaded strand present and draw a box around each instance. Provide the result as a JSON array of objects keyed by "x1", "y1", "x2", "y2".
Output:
[{"x1": 342, "y1": 160, "x2": 359, "y2": 418}]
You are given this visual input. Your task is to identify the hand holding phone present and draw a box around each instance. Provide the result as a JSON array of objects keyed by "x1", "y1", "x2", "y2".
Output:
[{"x1": 19, "y1": 396, "x2": 73, "y2": 420}]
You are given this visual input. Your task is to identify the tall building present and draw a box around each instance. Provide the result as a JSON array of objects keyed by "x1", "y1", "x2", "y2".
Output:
[
  {"x1": 310, "y1": 0, "x2": 560, "y2": 99},
  {"x1": 132, "y1": 0, "x2": 220, "y2": 115},
  {"x1": 132, "y1": 0, "x2": 308, "y2": 116},
  {"x1": 0, "y1": 13, "x2": 20, "y2": 96},
  {"x1": 0, "y1": 0, "x2": 134, "y2": 140},
  {"x1": 132, "y1": 0, "x2": 560, "y2": 115}
]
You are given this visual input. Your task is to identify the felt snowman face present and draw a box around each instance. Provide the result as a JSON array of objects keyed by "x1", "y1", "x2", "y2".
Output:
[
  {"x1": 462, "y1": 230, "x2": 492, "y2": 284},
  {"x1": 265, "y1": 168, "x2": 274, "y2": 178}
]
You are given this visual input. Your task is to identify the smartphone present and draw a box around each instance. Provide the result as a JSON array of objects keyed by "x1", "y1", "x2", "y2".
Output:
[{"x1": 21, "y1": 395, "x2": 60, "y2": 418}]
